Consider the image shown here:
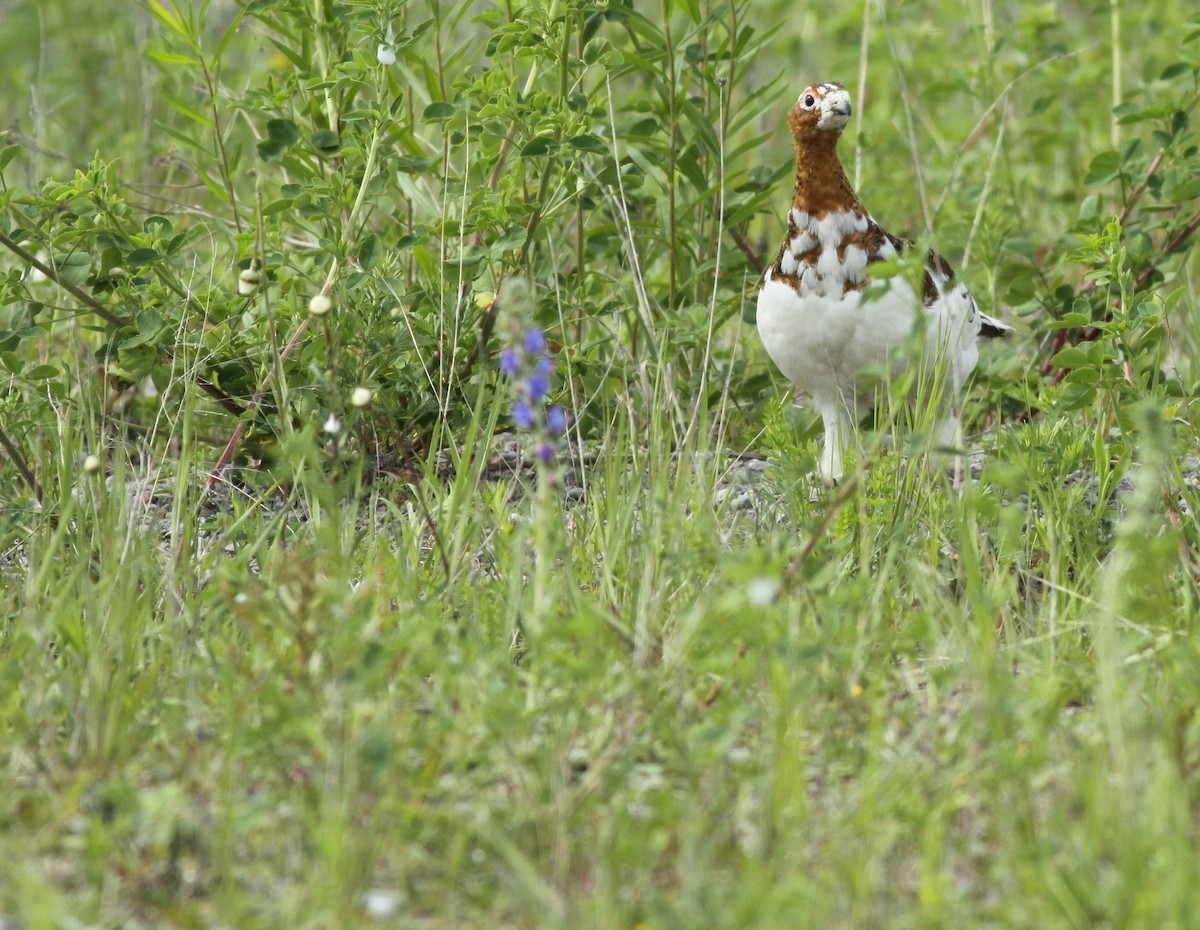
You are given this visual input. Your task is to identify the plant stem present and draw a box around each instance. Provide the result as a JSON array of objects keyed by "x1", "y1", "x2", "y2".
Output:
[
  {"x1": 312, "y1": 0, "x2": 340, "y2": 133},
  {"x1": 203, "y1": 260, "x2": 339, "y2": 495},
  {"x1": 663, "y1": 1, "x2": 678, "y2": 308},
  {"x1": 198, "y1": 53, "x2": 244, "y2": 234},
  {"x1": 0, "y1": 426, "x2": 42, "y2": 501},
  {"x1": 343, "y1": 124, "x2": 383, "y2": 251},
  {"x1": 1111, "y1": 0, "x2": 1122, "y2": 150}
]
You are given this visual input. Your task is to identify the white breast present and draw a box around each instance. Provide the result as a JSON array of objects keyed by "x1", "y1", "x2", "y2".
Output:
[
  {"x1": 757, "y1": 271, "x2": 919, "y2": 408},
  {"x1": 756, "y1": 270, "x2": 984, "y2": 410}
]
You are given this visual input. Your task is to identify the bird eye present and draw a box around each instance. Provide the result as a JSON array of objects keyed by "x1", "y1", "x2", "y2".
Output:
[{"x1": 803, "y1": 94, "x2": 816, "y2": 108}]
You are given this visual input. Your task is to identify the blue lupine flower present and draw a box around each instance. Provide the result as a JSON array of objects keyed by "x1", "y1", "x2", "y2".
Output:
[
  {"x1": 523, "y1": 328, "x2": 546, "y2": 355},
  {"x1": 500, "y1": 347, "x2": 521, "y2": 377},
  {"x1": 512, "y1": 398, "x2": 534, "y2": 429},
  {"x1": 527, "y1": 370, "x2": 549, "y2": 403},
  {"x1": 499, "y1": 318, "x2": 570, "y2": 466}
]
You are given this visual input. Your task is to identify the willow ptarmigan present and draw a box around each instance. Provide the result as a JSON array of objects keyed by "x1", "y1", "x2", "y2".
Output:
[{"x1": 757, "y1": 81, "x2": 1010, "y2": 484}]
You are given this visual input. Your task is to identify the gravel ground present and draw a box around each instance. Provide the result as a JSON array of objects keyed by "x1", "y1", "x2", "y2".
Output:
[{"x1": 3, "y1": 438, "x2": 1197, "y2": 583}]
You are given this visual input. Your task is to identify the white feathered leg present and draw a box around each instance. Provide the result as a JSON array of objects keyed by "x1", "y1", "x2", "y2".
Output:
[{"x1": 817, "y1": 402, "x2": 846, "y2": 485}]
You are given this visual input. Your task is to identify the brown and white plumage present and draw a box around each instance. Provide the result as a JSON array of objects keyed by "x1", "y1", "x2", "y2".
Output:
[{"x1": 757, "y1": 82, "x2": 1010, "y2": 483}]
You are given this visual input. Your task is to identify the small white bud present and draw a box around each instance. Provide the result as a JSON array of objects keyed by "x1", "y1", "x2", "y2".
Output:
[
  {"x1": 238, "y1": 267, "x2": 261, "y2": 296},
  {"x1": 350, "y1": 387, "x2": 374, "y2": 408},
  {"x1": 308, "y1": 293, "x2": 332, "y2": 316},
  {"x1": 377, "y1": 23, "x2": 397, "y2": 65},
  {"x1": 747, "y1": 575, "x2": 779, "y2": 607},
  {"x1": 323, "y1": 414, "x2": 341, "y2": 435},
  {"x1": 82, "y1": 454, "x2": 101, "y2": 475}
]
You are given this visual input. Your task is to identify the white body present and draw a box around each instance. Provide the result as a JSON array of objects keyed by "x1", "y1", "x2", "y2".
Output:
[{"x1": 757, "y1": 256, "x2": 983, "y2": 483}]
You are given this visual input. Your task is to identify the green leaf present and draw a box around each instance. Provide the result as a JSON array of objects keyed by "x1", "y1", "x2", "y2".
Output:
[
  {"x1": 136, "y1": 0, "x2": 188, "y2": 38},
  {"x1": 568, "y1": 134, "x2": 606, "y2": 152},
  {"x1": 146, "y1": 50, "x2": 199, "y2": 66},
  {"x1": 583, "y1": 37, "x2": 613, "y2": 65},
  {"x1": 143, "y1": 215, "x2": 173, "y2": 235},
  {"x1": 266, "y1": 118, "x2": 300, "y2": 145},
  {"x1": 357, "y1": 233, "x2": 380, "y2": 270},
  {"x1": 1084, "y1": 151, "x2": 1121, "y2": 185},
  {"x1": 1002, "y1": 237, "x2": 1035, "y2": 259},
  {"x1": 195, "y1": 166, "x2": 233, "y2": 206},
  {"x1": 311, "y1": 129, "x2": 341, "y2": 155},
  {"x1": 162, "y1": 93, "x2": 214, "y2": 128},
  {"x1": 24, "y1": 364, "x2": 59, "y2": 381},
  {"x1": 396, "y1": 155, "x2": 435, "y2": 173},
  {"x1": 1059, "y1": 383, "x2": 1096, "y2": 410},
  {"x1": 1050, "y1": 347, "x2": 1092, "y2": 369},
  {"x1": 257, "y1": 139, "x2": 286, "y2": 160},
  {"x1": 521, "y1": 138, "x2": 554, "y2": 157},
  {"x1": 492, "y1": 226, "x2": 527, "y2": 253},
  {"x1": 136, "y1": 310, "x2": 164, "y2": 338},
  {"x1": 445, "y1": 245, "x2": 485, "y2": 270},
  {"x1": 626, "y1": 117, "x2": 659, "y2": 137},
  {"x1": 214, "y1": 7, "x2": 246, "y2": 61},
  {"x1": 125, "y1": 248, "x2": 159, "y2": 266},
  {"x1": 423, "y1": 101, "x2": 456, "y2": 121},
  {"x1": 1167, "y1": 176, "x2": 1200, "y2": 201}
]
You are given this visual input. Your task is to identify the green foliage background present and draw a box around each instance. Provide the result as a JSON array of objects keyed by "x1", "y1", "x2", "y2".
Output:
[{"x1": 2, "y1": 0, "x2": 1200, "y2": 927}]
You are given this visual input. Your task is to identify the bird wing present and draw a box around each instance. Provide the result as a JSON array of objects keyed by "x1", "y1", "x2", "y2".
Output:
[{"x1": 861, "y1": 222, "x2": 1012, "y2": 338}]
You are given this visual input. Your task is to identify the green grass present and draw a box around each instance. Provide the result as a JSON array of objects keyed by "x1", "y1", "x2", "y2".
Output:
[{"x1": 3, "y1": 0, "x2": 1200, "y2": 926}]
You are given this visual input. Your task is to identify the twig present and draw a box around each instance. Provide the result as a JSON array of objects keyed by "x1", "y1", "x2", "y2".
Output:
[
  {"x1": 455, "y1": 131, "x2": 515, "y2": 379},
  {"x1": 1117, "y1": 149, "x2": 1163, "y2": 226},
  {"x1": 0, "y1": 425, "x2": 42, "y2": 502},
  {"x1": 0, "y1": 229, "x2": 128, "y2": 328},
  {"x1": 1040, "y1": 140, "x2": 1191, "y2": 379},
  {"x1": 203, "y1": 318, "x2": 310, "y2": 494},
  {"x1": 202, "y1": 262, "x2": 337, "y2": 495},
  {"x1": 0, "y1": 228, "x2": 247, "y2": 415},
  {"x1": 1045, "y1": 206, "x2": 1200, "y2": 385},
  {"x1": 729, "y1": 227, "x2": 765, "y2": 276}
]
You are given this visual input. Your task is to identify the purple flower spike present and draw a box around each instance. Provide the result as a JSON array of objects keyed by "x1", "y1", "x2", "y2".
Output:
[
  {"x1": 527, "y1": 370, "x2": 550, "y2": 403},
  {"x1": 536, "y1": 443, "x2": 555, "y2": 464},
  {"x1": 512, "y1": 398, "x2": 534, "y2": 429},
  {"x1": 499, "y1": 347, "x2": 521, "y2": 377},
  {"x1": 546, "y1": 405, "x2": 567, "y2": 435},
  {"x1": 523, "y1": 328, "x2": 546, "y2": 355}
]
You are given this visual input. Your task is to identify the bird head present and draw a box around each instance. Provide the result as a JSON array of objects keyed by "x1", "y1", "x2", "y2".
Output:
[{"x1": 788, "y1": 82, "x2": 853, "y2": 142}]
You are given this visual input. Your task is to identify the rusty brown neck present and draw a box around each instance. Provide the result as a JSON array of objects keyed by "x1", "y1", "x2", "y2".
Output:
[{"x1": 791, "y1": 132, "x2": 863, "y2": 218}]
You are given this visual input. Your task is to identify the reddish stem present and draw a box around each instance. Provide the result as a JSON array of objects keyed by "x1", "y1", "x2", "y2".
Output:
[
  {"x1": 204, "y1": 316, "x2": 312, "y2": 495},
  {"x1": 1045, "y1": 206, "x2": 1200, "y2": 386},
  {"x1": 730, "y1": 226, "x2": 765, "y2": 276}
]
